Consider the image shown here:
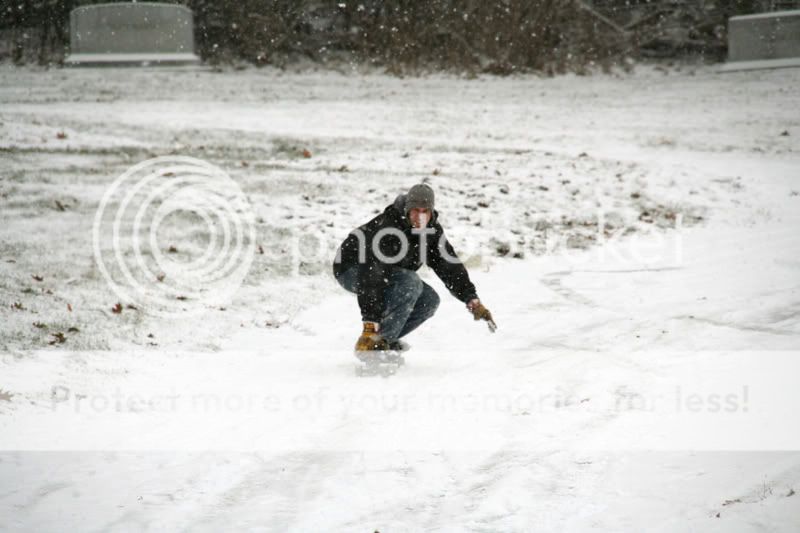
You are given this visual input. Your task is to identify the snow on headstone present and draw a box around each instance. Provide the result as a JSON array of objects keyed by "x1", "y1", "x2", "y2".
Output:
[
  {"x1": 65, "y1": 2, "x2": 201, "y2": 66},
  {"x1": 721, "y1": 10, "x2": 800, "y2": 72}
]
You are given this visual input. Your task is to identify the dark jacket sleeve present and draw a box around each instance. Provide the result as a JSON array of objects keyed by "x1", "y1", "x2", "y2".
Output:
[{"x1": 427, "y1": 225, "x2": 478, "y2": 303}]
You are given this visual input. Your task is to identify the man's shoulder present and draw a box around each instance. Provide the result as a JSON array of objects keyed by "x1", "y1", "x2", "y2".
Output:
[{"x1": 356, "y1": 207, "x2": 395, "y2": 233}]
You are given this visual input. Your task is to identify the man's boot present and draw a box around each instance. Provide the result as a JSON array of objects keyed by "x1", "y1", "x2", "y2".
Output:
[{"x1": 355, "y1": 322, "x2": 390, "y2": 360}]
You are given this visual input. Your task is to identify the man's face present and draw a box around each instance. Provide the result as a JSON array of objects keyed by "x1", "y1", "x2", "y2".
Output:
[{"x1": 408, "y1": 207, "x2": 431, "y2": 229}]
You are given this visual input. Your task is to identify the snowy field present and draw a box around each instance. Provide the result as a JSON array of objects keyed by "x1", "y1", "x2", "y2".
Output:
[{"x1": 1, "y1": 64, "x2": 799, "y2": 531}]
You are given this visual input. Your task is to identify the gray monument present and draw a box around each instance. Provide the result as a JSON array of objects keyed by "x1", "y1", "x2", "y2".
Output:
[
  {"x1": 721, "y1": 10, "x2": 800, "y2": 71},
  {"x1": 65, "y1": 2, "x2": 201, "y2": 66}
]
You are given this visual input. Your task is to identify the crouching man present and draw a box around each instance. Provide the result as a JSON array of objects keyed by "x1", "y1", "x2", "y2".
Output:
[{"x1": 333, "y1": 183, "x2": 496, "y2": 357}]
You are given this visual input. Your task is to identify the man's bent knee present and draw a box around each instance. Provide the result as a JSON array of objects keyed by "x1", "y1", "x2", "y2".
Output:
[
  {"x1": 394, "y1": 269, "x2": 423, "y2": 301},
  {"x1": 421, "y1": 285, "x2": 440, "y2": 317}
]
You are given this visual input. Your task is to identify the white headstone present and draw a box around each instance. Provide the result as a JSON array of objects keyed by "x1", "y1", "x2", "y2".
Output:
[
  {"x1": 721, "y1": 10, "x2": 800, "y2": 72},
  {"x1": 65, "y1": 2, "x2": 201, "y2": 66}
]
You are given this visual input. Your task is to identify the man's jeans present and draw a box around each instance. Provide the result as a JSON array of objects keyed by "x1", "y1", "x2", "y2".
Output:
[{"x1": 336, "y1": 267, "x2": 440, "y2": 342}]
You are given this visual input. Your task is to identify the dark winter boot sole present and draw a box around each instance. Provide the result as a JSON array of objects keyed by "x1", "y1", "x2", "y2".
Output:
[{"x1": 387, "y1": 340, "x2": 411, "y2": 352}]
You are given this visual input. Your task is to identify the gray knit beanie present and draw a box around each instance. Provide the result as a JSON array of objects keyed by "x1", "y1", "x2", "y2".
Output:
[{"x1": 405, "y1": 183, "x2": 435, "y2": 213}]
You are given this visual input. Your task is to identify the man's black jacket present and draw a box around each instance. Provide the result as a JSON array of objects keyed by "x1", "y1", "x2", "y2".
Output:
[{"x1": 333, "y1": 194, "x2": 478, "y2": 322}]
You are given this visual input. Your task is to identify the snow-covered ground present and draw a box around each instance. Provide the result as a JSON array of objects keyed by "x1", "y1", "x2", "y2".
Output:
[{"x1": 1, "y1": 64, "x2": 799, "y2": 531}]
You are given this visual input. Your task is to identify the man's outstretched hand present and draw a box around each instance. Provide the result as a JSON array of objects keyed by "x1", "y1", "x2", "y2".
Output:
[{"x1": 467, "y1": 299, "x2": 497, "y2": 332}]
